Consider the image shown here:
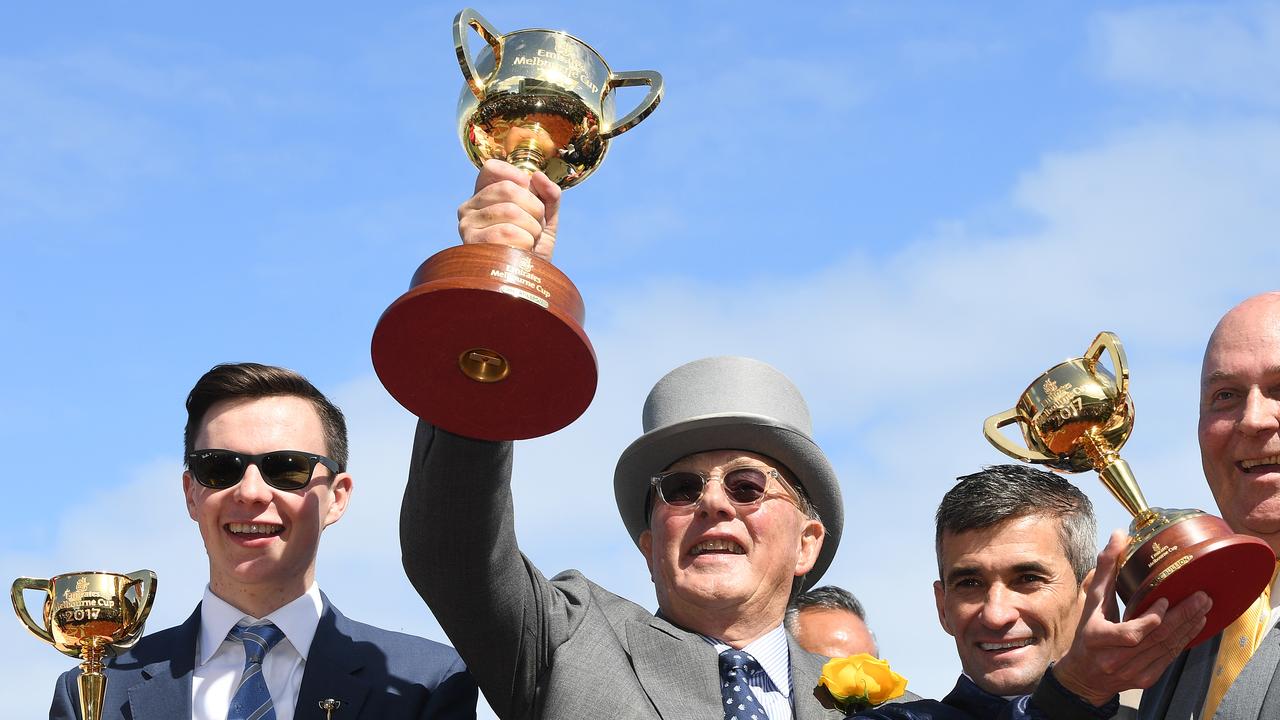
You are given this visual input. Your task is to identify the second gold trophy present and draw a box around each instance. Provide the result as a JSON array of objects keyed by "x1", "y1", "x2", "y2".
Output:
[{"x1": 984, "y1": 332, "x2": 1275, "y2": 647}]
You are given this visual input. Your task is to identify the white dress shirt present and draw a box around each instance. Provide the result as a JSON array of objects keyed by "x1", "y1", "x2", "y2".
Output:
[
  {"x1": 1260, "y1": 569, "x2": 1280, "y2": 641},
  {"x1": 707, "y1": 624, "x2": 794, "y2": 720},
  {"x1": 192, "y1": 584, "x2": 324, "y2": 720}
]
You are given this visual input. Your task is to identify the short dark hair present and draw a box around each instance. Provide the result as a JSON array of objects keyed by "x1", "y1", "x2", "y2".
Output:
[
  {"x1": 184, "y1": 362, "x2": 349, "y2": 470},
  {"x1": 785, "y1": 585, "x2": 867, "y2": 635},
  {"x1": 935, "y1": 464, "x2": 1096, "y2": 584}
]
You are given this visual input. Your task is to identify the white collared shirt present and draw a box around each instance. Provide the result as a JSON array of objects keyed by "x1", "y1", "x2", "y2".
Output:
[
  {"x1": 192, "y1": 584, "x2": 324, "y2": 720},
  {"x1": 1260, "y1": 570, "x2": 1280, "y2": 641},
  {"x1": 706, "y1": 624, "x2": 794, "y2": 720}
]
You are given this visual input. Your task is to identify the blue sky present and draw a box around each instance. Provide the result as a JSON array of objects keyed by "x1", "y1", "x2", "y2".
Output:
[{"x1": 4, "y1": 2, "x2": 1280, "y2": 716}]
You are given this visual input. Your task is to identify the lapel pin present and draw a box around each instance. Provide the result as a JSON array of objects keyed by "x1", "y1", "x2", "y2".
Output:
[{"x1": 319, "y1": 698, "x2": 342, "y2": 718}]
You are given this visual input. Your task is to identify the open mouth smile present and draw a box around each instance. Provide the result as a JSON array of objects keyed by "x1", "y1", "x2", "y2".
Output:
[
  {"x1": 226, "y1": 522, "x2": 283, "y2": 537},
  {"x1": 689, "y1": 539, "x2": 745, "y2": 556}
]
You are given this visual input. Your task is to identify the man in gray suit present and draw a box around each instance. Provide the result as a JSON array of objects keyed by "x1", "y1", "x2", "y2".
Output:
[
  {"x1": 1137, "y1": 292, "x2": 1280, "y2": 720},
  {"x1": 400, "y1": 160, "x2": 867, "y2": 719}
]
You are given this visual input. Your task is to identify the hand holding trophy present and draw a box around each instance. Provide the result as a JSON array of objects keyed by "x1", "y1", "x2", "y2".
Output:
[
  {"x1": 984, "y1": 332, "x2": 1275, "y2": 647},
  {"x1": 372, "y1": 8, "x2": 662, "y2": 440},
  {"x1": 11, "y1": 570, "x2": 157, "y2": 720}
]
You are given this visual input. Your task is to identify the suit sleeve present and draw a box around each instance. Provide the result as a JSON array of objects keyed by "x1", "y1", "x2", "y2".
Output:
[
  {"x1": 49, "y1": 670, "x2": 79, "y2": 720},
  {"x1": 420, "y1": 651, "x2": 480, "y2": 720},
  {"x1": 1027, "y1": 666, "x2": 1121, "y2": 720},
  {"x1": 400, "y1": 422, "x2": 589, "y2": 720}
]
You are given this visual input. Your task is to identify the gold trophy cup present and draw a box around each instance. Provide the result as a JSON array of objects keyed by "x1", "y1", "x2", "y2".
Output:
[
  {"x1": 371, "y1": 7, "x2": 663, "y2": 440},
  {"x1": 12, "y1": 570, "x2": 157, "y2": 720},
  {"x1": 984, "y1": 332, "x2": 1275, "y2": 647}
]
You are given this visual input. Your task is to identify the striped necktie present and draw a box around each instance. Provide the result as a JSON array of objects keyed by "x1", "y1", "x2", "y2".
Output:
[
  {"x1": 720, "y1": 648, "x2": 771, "y2": 720},
  {"x1": 1202, "y1": 563, "x2": 1278, "y2": 719},
  {"x1": 226, "y1": 622, "x2": 287, "y2": 720}
]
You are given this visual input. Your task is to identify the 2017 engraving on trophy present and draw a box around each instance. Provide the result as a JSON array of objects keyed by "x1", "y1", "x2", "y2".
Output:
[
  {"x1": 1032, "y1": 378, "x2": 1086, "y2": 428},
  {"x1": 1148, "y1": 554, "x2": 1193, "y2": 590}
]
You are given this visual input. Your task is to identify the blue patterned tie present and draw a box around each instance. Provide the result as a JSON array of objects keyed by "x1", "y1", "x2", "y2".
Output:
[
  {"x1": 226, "y1": 622, "x2": 286, "y2": 720},
  {"x1": 720, "y1": 648, "x2": 770, "y2": 720}
]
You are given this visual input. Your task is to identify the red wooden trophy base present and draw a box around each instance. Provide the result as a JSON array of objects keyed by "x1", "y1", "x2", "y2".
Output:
[
  {"x1": 1117, "y1": 513, "x2": 1275, "y2": 648},
  {"x1": 372, "y1": 243, "x2": 597, "y2": 441}
]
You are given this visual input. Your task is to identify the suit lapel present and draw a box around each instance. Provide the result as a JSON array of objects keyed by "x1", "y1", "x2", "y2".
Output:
[
  {"x1": 627, "y1": 616, "x2": 720, "y2": 720},
  {"x1": 789, "y1": 636, "x2": 844, "y2": 720},
  {"x1": 294, "y1": 601, "x2": 372, "y2": 720},
  {"x1": 1163, "y1": 636, "x2": 1216, "y2": 720},
  {"x1": 126, "y1": 606, "x2": 199, "y2": 720}
]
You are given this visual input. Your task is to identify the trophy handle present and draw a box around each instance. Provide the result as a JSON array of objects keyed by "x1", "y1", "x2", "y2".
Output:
[
  {"x1": 454, "y1": 8, "x2": 503, "y2": 101},
  {"x1": 1085, "y1": 331, "x2": 1129, "y2": 398},
  {"x1": 601, "y1": 70, "x2": 664, "y2": 139},
  {"x1": 123, "y1": 570, "x2": 158, "y2": 644},
  {"x1": 983, "y1": 408, "x2": 1059, "y2": 464},
  {"x1": 10, "y1": 577, "x2": 55, "y2": 645}
]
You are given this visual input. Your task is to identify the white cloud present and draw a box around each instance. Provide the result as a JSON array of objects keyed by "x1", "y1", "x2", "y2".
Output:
[{"x1": 1095, "y1": 2, "x2": 1280, "y2": 105}]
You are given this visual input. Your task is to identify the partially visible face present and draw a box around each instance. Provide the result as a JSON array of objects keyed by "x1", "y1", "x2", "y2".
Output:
[
  {"x1": 1198, "y1": 294, "x2": 1280, "y2": 551},
  {"x1": 933, "y1": 515, "x2": 1084, "y2": 697},
  {"x1": 183, "y1": 395, "x2": 351, "y2": 607},
  {"x1": 638, "y1": 450, "x2": 823, "y2": 630},
  {"x1": 792, "y1": 607, "x2": 877, "y2": 658}
]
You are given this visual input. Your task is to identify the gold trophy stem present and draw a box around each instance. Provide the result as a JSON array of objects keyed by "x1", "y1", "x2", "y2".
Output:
[
  {"x1": 1081, "y1": 428, "x2": 1155, "y2": 524},
  {"x1": 507, "y1": 122, "x2": 548, "y2": 174},
  {"x1": 78, "y1": 639, "x2": 107, "y2": 720}
]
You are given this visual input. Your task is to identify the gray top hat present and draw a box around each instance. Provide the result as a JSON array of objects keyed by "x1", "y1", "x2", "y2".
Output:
[{"x1": 613, "y1": 356, "x2": 843, "y2": 590}]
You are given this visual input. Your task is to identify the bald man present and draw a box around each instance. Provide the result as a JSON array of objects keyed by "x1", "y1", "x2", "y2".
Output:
[{"x1": 1138, "y1": 292, "x2": 1280, "y2": 720}]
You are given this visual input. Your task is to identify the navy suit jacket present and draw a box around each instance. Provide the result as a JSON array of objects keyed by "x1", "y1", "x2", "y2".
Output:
[
  {"x1": 48, "y1": 596, "x2": 477, "y2": 720},
  {"x1": 851, "y1": 675, "x2": 1131, "y2": 720}
]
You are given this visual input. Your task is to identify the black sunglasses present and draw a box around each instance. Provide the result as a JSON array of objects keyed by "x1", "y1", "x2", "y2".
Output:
[
  {"x1": 186, "y1": 449, "x2": 342, "y2": 491},
  {"x1": 649, "y1": 467, "x2": 799, "y2": 509}
]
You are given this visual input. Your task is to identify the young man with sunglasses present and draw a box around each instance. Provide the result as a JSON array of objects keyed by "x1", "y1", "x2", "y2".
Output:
[
  {"x1": 397, "y1": 160, "x2": 905, "y2": 719},
  {"x1": 51, "y1": 362, "x2": 477, "y2": 719}
]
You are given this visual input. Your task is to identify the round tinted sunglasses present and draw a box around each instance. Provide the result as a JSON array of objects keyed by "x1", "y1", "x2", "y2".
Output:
[
  {"x1": 649, "y1": 466, "x2": 801, "y2": 510},
  {"x1": 186, "y1": 449, "x2": 342, "y2": 491}
]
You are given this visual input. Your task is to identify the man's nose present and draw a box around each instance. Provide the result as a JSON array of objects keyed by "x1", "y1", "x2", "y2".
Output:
[
  {"x1": 979, "y1": 585, "x2": 1020, "y2": 628},
  {"x1": 232, "y1": 464, "x2": 274, "y2": 504},
  {"x1": 1238, "y1": 387, "x2": 1280, "y2": 436},
  {"x1": 697, "y1": 478, "x2": 736, "y2": 518}
]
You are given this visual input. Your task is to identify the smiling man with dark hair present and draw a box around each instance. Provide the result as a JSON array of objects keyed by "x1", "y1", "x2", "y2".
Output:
[{"x1": 50, "y1": 362, "x2": 476, "y2": 720}]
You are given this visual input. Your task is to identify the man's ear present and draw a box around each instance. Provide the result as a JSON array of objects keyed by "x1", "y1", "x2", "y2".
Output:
[
  {"x1": 183, "y1": 471, "x2": 199, "y2": 521},
  {"x1": 934, "y1": 580, "x2": 954, "y2": 636},
  {"x1": 638, "y1": 529, "x2": 655, "y2": 578},
  {"x1": 323, "y1": 473, "x2": 354, "y2": 527},
  {"x1": 793, "y1": 519, "x2": 824, "y2": 576}
]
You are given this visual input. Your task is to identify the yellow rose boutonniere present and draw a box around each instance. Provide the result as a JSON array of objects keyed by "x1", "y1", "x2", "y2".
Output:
[{"x1": 817, "y1": 653, "x2": 908, "y2": 713}]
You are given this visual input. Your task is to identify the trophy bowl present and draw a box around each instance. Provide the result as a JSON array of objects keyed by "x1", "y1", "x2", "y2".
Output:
[
  {"x1": 12, "y1": 570, "x2": 157, "y2": 720},
  {"x1": 984, "y1": 332, "x2": 1275, "y2": 647},
  {"x1": 371, "y1": 8, "x2": 662, "y2": 441}
]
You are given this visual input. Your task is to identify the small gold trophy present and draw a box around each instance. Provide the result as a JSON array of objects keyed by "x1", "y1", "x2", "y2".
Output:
[
  {"x1": 371, "y1": 8, "x2": 662, "y2": 441},
  {"x1": 11, "y1": 570, "x2": 157, "y2": 720},
  {"x1": 983, "y1": 332, "x2": 1275, "y2": 647}
]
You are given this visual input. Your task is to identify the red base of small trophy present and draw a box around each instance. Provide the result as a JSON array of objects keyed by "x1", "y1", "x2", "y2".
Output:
[
  {"x1": 371, "y1": 244, "x2": 597, "y2": 441},
  {"x1": 1118, "y1": 514, "x2": 1275, "y2": 648}
]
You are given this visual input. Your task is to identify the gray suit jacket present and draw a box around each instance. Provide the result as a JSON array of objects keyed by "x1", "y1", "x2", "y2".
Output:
[
  {"x1": 1137, "y1": 621, "x2": 1280, "y2": 720},
  {"x1": 400, "y1": 423, "x2": 854, "y2": 720},
  {"x1": 48, "y1": 595, "x2": 476, "y2": 719}
]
